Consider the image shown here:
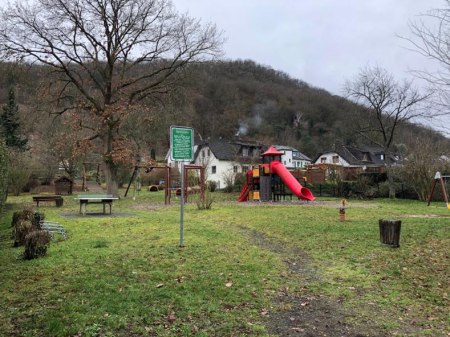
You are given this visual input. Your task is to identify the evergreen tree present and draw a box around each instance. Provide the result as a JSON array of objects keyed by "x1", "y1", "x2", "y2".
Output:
[{"x1": 0, "y1": 87, "x2": 27, "y2": 151}]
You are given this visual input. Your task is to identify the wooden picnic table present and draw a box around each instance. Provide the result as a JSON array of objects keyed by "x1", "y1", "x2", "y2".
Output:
[{"x1": 74, "y1": 194, "x2": 118, "y2": 215}]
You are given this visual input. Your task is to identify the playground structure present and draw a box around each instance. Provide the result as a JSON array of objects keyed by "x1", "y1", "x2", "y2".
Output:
[
  {"x1": 427, "y1": 171, "x2": 450, "y2": 209},
  {"x1": 177, "y1": 165, "x2": 205, "y2": 204},
  {"x1": 81, "y1": 162, "x2": 101, "y2": 191},
  {"x1": 238, "y1": 146, "x2": 315, "y2": 202},
  {"x1": 125, "y1": 163, "x2": 171, "y2": 203},
  {"x1": 125, "y1": 163, "x2": 205, "y2": 204}
]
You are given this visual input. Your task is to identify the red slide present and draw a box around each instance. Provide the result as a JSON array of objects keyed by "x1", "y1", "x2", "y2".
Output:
[
  {"x1": 237, "y1": 182, "x2": 252, "y2": 202},
  {"x1": 270, "y1": 160, "x2": 315, "y2": 201}
]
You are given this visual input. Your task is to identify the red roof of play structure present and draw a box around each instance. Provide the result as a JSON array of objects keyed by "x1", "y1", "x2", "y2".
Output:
[{"x1": 262, "y1": 146, "x2": 284, "y2": 156}]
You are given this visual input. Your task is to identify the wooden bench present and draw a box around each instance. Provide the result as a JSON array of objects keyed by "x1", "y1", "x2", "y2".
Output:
[{"x1": 32, "y1": 195, "x2": 64, "y2": 207}]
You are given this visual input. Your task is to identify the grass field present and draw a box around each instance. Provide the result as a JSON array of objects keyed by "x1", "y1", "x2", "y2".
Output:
[{"x1": 0, "y1": 191, "x2": 448, "y2": 337}]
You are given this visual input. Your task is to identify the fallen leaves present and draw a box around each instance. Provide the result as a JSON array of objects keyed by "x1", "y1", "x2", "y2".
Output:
[{"x1": 260, "y1": 308, "x2": 269, "y2": 316}]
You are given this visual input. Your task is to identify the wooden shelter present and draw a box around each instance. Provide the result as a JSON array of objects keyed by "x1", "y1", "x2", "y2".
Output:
[{"x1": 54, "y1": 176, "x2": 73, "y2": 195}]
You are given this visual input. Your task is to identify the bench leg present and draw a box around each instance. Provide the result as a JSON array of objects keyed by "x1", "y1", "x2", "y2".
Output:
[{"x1": 80, "y1": 202, "x2": 87, "y2": 215}]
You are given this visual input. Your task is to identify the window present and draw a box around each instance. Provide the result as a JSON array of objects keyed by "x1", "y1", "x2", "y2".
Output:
[
  {"x1": 211, "y1": 166, "x2": 216, "y2": 174},
  {"x1": 380, "y1": 154, "x2": 384, "y2": 161},
  {"x1": 207, "y1": 149, "x2": 211, "y2": 157},
  {"x1": 321, "y1": 157, "x2": 326, "y2": 163},
  {"x1": 242, "y1": 148, "x2": 248, "y2": 157},
  {"x1": 202, "y1": 150, "x2": 205, "y2": 158},
  {"x1": 242, "y1": 165, "x2": 249, "y2": 172},
  {"x1": 233, "y1": 166, "x2": 238, "y2": 173},
  {"x1": 332, "y1": 156, "x2": 339, "y2": 164}
]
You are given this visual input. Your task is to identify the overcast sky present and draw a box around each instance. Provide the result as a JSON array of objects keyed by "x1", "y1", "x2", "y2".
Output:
[
  {"x1": 172, "y1": 0, "x2": 450, "y2": 134},
  {"x1": 172, "y1": 0, "x2": 443, "y2": 95},
  {"x1": 0, "y1": 0, "x2": 447, "y2": 132}
]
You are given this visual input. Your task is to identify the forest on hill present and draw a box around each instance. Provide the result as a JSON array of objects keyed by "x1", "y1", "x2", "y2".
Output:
[{"x1": 2, "y1": 59, "x2": 448, "y2": 159}]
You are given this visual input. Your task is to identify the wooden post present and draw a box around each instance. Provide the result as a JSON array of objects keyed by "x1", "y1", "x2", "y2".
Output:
[
  {"x1": 379, "y1": 219, "x2": 401, "y2": 247},
  {"x1": 439, "y1": 176, "x2": 449, "y2": 206},
  {"x1": 200, "y1": 166, "x2": 205, "y2": 204},
  {"x1": 165, "y1": 166, "x2": 170, "y2": 205},
  {"x1": 427, "y1": 171, "x2": 450, "y2": 207},
  {"x1": 82, "y1": 163, "x2": 87, "y2": 192}
]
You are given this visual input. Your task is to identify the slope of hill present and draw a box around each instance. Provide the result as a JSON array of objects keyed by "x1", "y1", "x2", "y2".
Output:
[
  {"x1": 181, "y1": 60, "x2": 448, "y2": 158},
  {"x1": 1, "y1": 59, "x2": 448, "y2": 161}
]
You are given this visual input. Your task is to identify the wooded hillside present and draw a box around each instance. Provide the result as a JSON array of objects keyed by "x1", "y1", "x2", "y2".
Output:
[{"x1": 2, "y1": 59, "x2": 449, "y2": 162}]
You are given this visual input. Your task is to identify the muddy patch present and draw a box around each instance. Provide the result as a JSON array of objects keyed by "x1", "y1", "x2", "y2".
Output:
[{"x1": 239, "y1": 227, "x2": 386, "y2": 337}]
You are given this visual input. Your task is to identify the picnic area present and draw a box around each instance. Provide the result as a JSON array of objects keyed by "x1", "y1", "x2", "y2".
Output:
[{"x1": 1, "y1": 190, "x2": 448, "y2": 337}]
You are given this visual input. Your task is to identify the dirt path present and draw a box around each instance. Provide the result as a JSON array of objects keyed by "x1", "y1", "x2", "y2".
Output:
[{"x1": 240, "y1": 228, "x2": 387, "y2": 337}]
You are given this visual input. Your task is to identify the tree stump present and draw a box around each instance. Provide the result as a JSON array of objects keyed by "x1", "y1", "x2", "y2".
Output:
[{"x1": 379, "y1": 219, "x2": 401, "y2": 247}]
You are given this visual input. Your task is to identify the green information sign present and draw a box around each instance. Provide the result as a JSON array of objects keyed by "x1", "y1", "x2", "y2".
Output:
[{"x1": 170, "y1": 126, "x2": 194, "y2": 161}]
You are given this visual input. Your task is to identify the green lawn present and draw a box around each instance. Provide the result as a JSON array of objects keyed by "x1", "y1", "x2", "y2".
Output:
[{"x1": 0, "y1": 191, "x2": 448, "y2": 336}]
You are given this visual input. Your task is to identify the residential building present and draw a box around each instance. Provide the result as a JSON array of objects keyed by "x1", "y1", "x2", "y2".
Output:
[
  {"x1": 314, "y1": 144, "x2": 390, "y2": 169},
  {"x1": 192, "y1": 138, "x2": 266, "y2": 189},
  {"x1": 274, "y1": 145, "x2": 312, "y2": 169}
]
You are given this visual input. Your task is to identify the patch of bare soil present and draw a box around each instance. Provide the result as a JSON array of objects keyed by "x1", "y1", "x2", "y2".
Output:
[
  {"x1": 405, "y1": 214, "x2": 450, "y2": 218},
  {"x1": 239, "y1": 227, "x2": 386, "y2": 337},
  {"x1": 131, "y1": 204, "x2": 165, "y2": 211},
  {"x1": 228, "y1": 200, "x2": 376, "y2": 209}
]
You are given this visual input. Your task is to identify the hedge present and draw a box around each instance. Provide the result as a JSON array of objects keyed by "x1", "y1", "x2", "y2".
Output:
[{"x1": 0, "y1": 139, "x2": 8, "y2": 213}]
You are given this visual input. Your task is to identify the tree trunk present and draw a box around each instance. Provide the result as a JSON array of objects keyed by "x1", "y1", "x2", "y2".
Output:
[
  {"x1": 102, "y1": 129, "x2": 119, "y2": 197},
  {"x1": 387, "y1": 171, "x2": 396, "y2": 199},
  {"x1": 103, "y1": 161, "x2": 119, "y2": 196},
  {"x1": 385, "y1": 149, "x2": 396, "y2": 199}
]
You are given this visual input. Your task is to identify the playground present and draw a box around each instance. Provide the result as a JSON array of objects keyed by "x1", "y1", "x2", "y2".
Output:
[{"x1": 1, "y1": 190, "x2": 449, "y2": 337}]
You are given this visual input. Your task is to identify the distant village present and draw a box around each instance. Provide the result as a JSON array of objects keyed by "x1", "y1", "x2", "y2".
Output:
[{"x1": 167, "y1": 137, "x2": 392, "y2": 189}]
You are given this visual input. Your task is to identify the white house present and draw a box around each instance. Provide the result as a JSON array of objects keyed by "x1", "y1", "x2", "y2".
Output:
[
  {"x1": 314, "y1": 145, "x2": 389, "y2": 168},
  {"x1": 192, "y1": 138, "x2": 265, "y2": 189},
  {"x1": 165, "y1": 145, "x2": 199, "y2": 172},
  {"x1": 274, "y1": 145, "x2": 311, "y2": 169}
]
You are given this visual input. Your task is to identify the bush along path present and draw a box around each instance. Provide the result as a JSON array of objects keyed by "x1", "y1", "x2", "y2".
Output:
[{"x1": 238, "y1": 227, "x2": 387, "y2": 337}]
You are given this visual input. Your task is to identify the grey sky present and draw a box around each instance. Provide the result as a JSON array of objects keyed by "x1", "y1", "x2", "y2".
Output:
[
  {"x1": 172, "y1": 0, "x2": 443, "y2": 95},
  {"x1": 0, "y1": 0, "x2": 447, "y2": 132}
]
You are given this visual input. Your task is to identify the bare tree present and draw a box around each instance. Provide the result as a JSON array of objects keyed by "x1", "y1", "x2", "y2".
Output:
[
  {"x1": 343, "y1": 66, "x2": 430, "y2": 197},
  {"x1": 406, "y1": 2, "x2": 450, "y2": 134},
  {"x1": 0, "y1": 0, "x2": 223, "y2": 195},
  {"x1": 396, "y1": 133, "x2": 450, "y2": 201}
]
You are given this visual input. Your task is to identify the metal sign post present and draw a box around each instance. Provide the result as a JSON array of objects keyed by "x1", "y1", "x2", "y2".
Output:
[
  {"x1": 170, "y1": 126, "x2": 194, "y2": 247},
  {"x1": 180, "y1": 161, "x2": 185, "y2": 246}
]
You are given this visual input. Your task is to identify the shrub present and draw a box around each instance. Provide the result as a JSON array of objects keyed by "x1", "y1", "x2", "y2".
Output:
[
  {"x1": 196, "y1": 189, "x2": 214, "y2": 210},
  {"x1": 23, "y1": 173, "x2": 40, "y2": 192},
  {"x1": 206, "y1": 180, "x2": 217, "y2": 192},
  {"x1": 12, "y1": 219, "x2": 35, "y2": 247},
  {"x1": 11, "y1": 208, "x2": 38, "y2": 227},
  {"x1": 11, "y1": 209, "x2": 43, "y2": 246},
  {"x1": 23, "y1": 230, "x2": 51, "y2": 260},
  {"x1": 0, "y1": 139, "x2": 8, "y2": 213},
  {"x1": 7, "y1": 160, "x2": 31, "y2": 195}
]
